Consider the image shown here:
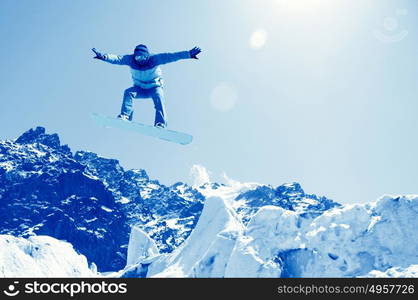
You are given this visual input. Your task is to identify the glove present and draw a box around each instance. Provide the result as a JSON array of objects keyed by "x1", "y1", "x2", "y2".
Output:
[
  {"x1": 189, "y1": 47, "x2": 202, "y2": 59},
  {"x1": 92, "y1": 48, "x2": 105, "y2": 60}
]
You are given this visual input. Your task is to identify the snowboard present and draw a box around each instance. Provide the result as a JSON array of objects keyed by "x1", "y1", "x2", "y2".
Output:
[{"x1": 91, "y1": 113, "x2": 193, "y2": 145}]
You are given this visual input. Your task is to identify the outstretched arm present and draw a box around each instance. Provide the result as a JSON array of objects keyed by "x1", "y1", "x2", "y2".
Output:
[
  {"x1": 151, "y1": 47, "x2": 202, "y2": 66},
  {"x1": 91, "y1": 48, "x2": 131, "y2": 65}
]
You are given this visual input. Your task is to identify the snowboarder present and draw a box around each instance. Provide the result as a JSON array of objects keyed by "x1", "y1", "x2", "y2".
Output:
[{"x1": 92, "y1": 45, "x2": 201, "y2": 128}]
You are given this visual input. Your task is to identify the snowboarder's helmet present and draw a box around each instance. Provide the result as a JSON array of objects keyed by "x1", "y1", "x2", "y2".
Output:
[{"x1": 134, "y1": 44, "x2": 149, "y2": 55}]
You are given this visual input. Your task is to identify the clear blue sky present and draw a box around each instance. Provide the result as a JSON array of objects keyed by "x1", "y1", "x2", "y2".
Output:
[{"x1": 0, "y1": 0, "x2": 417, "y2": 204}]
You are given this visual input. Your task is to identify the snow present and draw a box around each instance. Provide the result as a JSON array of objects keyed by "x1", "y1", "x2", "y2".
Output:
[
  {"x1": 101, "y1": 206, "x2": 113, "y2": 212},
  {"x1": 146, "y1": 196, "x2": 244, "y2": 277},
  {"x1": 85, "y1": 217, "x2": 98, "y2": 223},
  {"x1": 124, "y1": 193, "x2": 418, "y2": 277},
  {"x1": 82, "y1": 172, "x2": 100, "y2": 181},
  {"x1": 126, "y1": 226, "x2": 159, "y2": 266},
  {"x1": 139, "y1": 184, "x2": 160, "y2": 199},
  {"x1": 0, "y1": 161, "x2": 14, "y2": 172},
  {"x1": 232, "y1": 194, "x2": 418, "y2": 277},
  {"x1": 197, "y1": 177, "x2": 260, "y2": 206},
  {"x1": 165, "y1": 218, "x2": 183, "y2": 230},
  {"x1": 364, "y1": 265, "x2": 418, "y2": 278},
  {"x1": 117, "y1": 196, "x2": 131, "y2": 204},
  {"x1": 27, "y1": 144, "x2": 46, "y2": 157},
  {"x1": 22, "y1": 223, "x2": 44, "y2": 236},
  {"x1": 0, "y1": 235, "x2": 97, "y2": 277},
  {"x1": 190, "y1": 164, "x2": 210, "y2": 187},
  {"x1": 48, "y1": 154, "x2": 60, "y2": 163}
]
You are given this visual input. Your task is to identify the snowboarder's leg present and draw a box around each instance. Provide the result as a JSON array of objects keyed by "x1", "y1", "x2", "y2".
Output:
[
  {"x1": 120, "y1": 86, "x2": 142, "y2": 118},
  {"x1": 151, "y1": 87, "x2": 167, "y2": 127}
]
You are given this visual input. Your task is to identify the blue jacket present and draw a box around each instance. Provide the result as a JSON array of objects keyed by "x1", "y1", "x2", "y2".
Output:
[{"x1": 102, "y1": 51, "x2": 191, "y2": 89}]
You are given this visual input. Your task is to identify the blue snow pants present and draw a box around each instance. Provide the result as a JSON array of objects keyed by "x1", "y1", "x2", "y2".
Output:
[{"x1": 121, "y1": 86, "x2": 166, "y2": 126}]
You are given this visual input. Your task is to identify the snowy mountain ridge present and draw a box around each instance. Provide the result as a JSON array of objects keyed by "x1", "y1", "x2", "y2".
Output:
[
  {"x1": 0, "y1": 127, "x2": 340, "y2": 275},
  {"x1": 1, "y1": 127, "x2": 417, "y2": 277}
]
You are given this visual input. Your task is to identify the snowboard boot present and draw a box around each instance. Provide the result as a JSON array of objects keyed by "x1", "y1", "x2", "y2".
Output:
[
  {"x1": 155, "y1": 122, "x2": 166, "y2": 129},
  {"x1": 117, "y1": 114, "x2": 130, "y2": 121}
]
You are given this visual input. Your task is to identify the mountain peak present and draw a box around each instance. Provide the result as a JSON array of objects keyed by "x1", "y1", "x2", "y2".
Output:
[
  {"x1": 15, "y1": 127, "x2": 71, "y2": 153},
  {"x1": 276, "y1": 182, "x2": 304, "y2": 195}
]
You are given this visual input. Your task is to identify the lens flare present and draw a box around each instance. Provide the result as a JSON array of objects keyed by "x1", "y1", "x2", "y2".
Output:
[{"x1": 249, "y1": 29, "x2": 268, "y2": 49}]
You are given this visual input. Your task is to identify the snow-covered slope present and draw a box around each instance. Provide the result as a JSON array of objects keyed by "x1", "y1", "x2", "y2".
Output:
[
  {"x1": 0, "y1": 235, "x2": 96, "y2": 277},
  {"x1": 123, "y1": 193, "x2": 418, "y2": 278}
]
